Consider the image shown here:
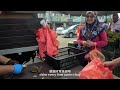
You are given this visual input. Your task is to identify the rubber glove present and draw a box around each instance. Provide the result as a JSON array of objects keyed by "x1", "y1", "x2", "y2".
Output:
[{"x1": 13, "y1": 64, "x2": 23, "y2": 74}]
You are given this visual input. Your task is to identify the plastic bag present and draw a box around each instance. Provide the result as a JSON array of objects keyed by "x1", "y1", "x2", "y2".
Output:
[
  {"x1": 89, "y1": 45, "x2": 105, "y2": 62},
  {"x1": 35, "y1": 25, "x2": 59, "y2": 58},
  {"x1": 78, "y1": 58, "x2": 113, "y2": 79},
  {"x1": 75, "y1": 23, "x2": 83, "y2": 37}
]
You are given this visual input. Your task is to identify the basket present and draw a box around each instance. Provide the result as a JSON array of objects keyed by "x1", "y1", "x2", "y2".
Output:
[{"x1": 45, "y1": 46, "x2": 87, "y2": 70}]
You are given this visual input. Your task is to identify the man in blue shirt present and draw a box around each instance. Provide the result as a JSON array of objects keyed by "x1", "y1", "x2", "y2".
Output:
[{"x1": 103, "y1": 21, "x2": 108, "y2": 29}]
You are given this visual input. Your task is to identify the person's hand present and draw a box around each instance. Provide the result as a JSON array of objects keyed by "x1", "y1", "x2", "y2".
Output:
[
  {"x1": 40, "y1": 19, "x2": 47, "y2": 27},
  {"x1": 13, "y1": 64, "x2": 23, "y2": 74},
  {"x1": 103, "y1": 61, "x2": 115, "y2": 70},
  {"x1": 87, "y1": 40, "x2": 96, "y2": 47},
  {"x1": 82, "y1": 41, "x2": 88, "y2": 47},
  {"x1": 6, "y1": 59, "x2": 19, "y2": 65}
]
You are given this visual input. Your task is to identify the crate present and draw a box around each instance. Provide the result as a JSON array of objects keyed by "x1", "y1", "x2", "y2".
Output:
[
  {"x1": 45, "y1": 47, "x2": 87, "y2": 70},
  {"x1": 68, "y1": 43, "x2": 78, "y2": 48}
]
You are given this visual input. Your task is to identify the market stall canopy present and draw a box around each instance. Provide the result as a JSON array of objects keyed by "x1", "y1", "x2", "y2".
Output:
[{"x1": 60, "y1": 11, "x2": 120, "y2": 16}]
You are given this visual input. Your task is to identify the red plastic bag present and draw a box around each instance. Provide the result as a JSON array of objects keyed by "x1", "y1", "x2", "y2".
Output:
[
  {"x1": 35, "y1": 25, "x2": 59, "y2": 58},
  {"x1": 75, "y1": 23, "x2": 83, "y2": 37},
  {"x1": 89, "y1": 45, "x2": 105, "y2": 62},
  {"x1": 78, "y1": 58, "x2": 113, "y2": 79}
]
